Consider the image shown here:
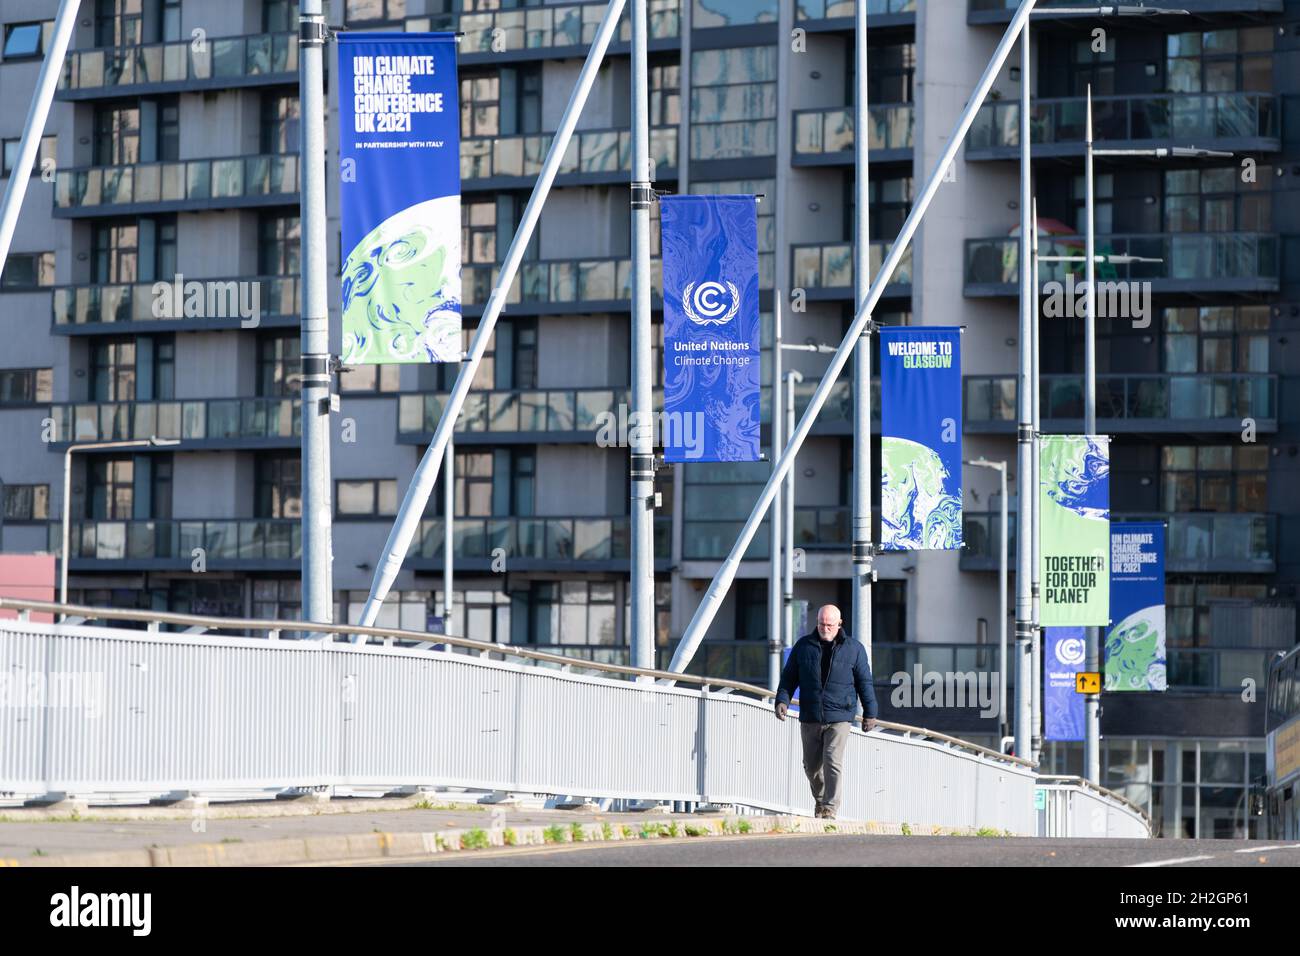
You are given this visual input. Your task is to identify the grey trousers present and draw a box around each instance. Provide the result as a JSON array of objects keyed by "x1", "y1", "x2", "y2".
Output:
[{"x1": 799, "y1": 721, "x2": 851, "y2": 814}]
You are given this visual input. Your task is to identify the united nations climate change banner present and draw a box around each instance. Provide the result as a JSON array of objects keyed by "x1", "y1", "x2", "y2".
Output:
[
  {"x1": 1106, "y1": 522, "x2": 1166, "y2": 692},
  {"x1": 1045, "y1": 626, "x2": 1086, "y2": 741},
  {"x1": 338, "y1": 33, "x2": 461, "y2": 365},
  {"x1": 660, "y1": 195, "x2": 761, "y2": 462},
  {"x1": 879, "y1": 326, "x2": 962, "y2": 550},
  {"x1": 1039, "y1": 435, "x2": 1110, "y2": 625}
]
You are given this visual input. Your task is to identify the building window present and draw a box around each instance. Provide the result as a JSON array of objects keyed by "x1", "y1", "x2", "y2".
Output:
[
  {"x1": 345, "y1": 0, "x2": 407, "y2": 26},
  {"x1": 2, "y1": 135, "x2": 56, "y2": 178},
  {"x1": 1163, "y1": 166, "x2": 1271, "y2": 234},
  {"x1": 3, "y1": 21, "x2": 47, "y2": 59},
  {"x1": 1163, "y1": 305, "x2": 1268, "y2": 374},
  {"x1": 155, "y1": 215, "x2": 178, "y2": 279},
  {"x1": 867, "y1": 42, "x2": 915, "y2": 104},
  {"x1": 264, "y1": 1, "x2": 299, "y2": 33},
  {"x1": 92, "y1": 221, "x2": 139, "y2": 284},
  {"x1": 692, "y1": 0, "x2": 776, "y2": 28},
  {"x1": 690, "y1": 46, "x2": 777, "y2": 160},
  {"x1": 462, "y1": 198, "x2": 497, "y2": 267},
  {"x1": 255, "y1": 453, "x2": 302, "y2": 518},
  {"x1": 260, "y1": 93, "x2": 301, "y2": 154},
  {"x1": 0, "y1": 251, "x2": 54, "y2": 289},
  {"x1": 253, "y1": 578, "x2": 301, "y2": 624},
  {"x1": 513, "y1": 581, "x2": 619, "y2": 646},
  {"x1": 162, "y1": 0, "x2": 182, "y2": 41},
  {"x1": 1068, "y1": 34, "x2": 1116, "y2": 96},
  {"x1": 339, "y1": 364, "x2": 400, "y2": 393},
  {"x1": 90, "y1": 337, "x2": 135, "y2": 401},
  {"x1": 460, "y1": 74, "x2": 500, "y2": 138},
  {"x1": 2, "y1": 484, "x2": 49, "y2": 521},
  {"x1": 169, "y1": 579, "x2": 244, "y2": 619},
  {"x1": 157, "y1": 97, "x2": 180, "y2": 161},
  {"x1": 257, "y1": 332, "x2": 301, "y2": 397},
  {"x1": 86, "y1": 457, "x2": 135, "y2": 519},
  {"x1": 336, "y1": 479, "x2": 398, "y2": 517},
  {"x1": 1160, "y1": 444, "x2": 1268, "y2": 513},
  {"x1": 0, "y1": 368, "x2": 52, "y2": 405},
  {"x1": 650, "y1": 62, "x2": 681, "y2": 126},
  {"x1": 1166, "y1": 28, "x2": 1273, "y2": 94},
  {"x1": 259, "y1": 213, "x2": 300, "y2": 276},
  {"x1": 93, "y1": 103, "x2": 140, "y2": 166},
  {"x1": 95, "y1": 0, "x2": 142, "y2": 48}
]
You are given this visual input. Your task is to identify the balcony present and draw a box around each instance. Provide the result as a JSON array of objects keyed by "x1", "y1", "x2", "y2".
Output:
[
  {"x1": 49, "y1": 397, "x2": 300, "y2": 450},
  {"x1": 793, "y1": 105, "x2": 914, "y2": 166},
  {"x1": 790, "y1": 240, "x2": 913, "y2": 300},
  {"x1": 968, "y1": 93, "x2": 1280, "y2": 161},
  {"x1": 53, "y1": 518, "x2": 299, "y2": 571},
  {"x1": 961, "y1": 511, "x2": 1278, "y2": 574},
  {"x1": 410, "y1": 515, "x2": 672, "y2": 572},
  {"x1": 968, "y1": 0, "x2": 1282, "y2": 24},
  {"x1": 406, "y1": 0, "x2": 680, "y2": 63},
  {"x1": 463, "y1": 256, "x2": 664, "y2": 316},
  {"x1": 964, "y1": 373, "x2": 1278, "y2": 435},
  {"x1": 58, "y1": 32, "x2": 297, "y2": 99},
  {"x1": 54, "y1": 154, "x2": 299, "y2": 217},
  {"x1": 53, "y1": 276, "x2": 300, "y2": 334},
  {"x1": 964, "y1": 232, "x2": 1278, "y2": 297},
  {"x1": 684, "y1": 505, "x2": 849, "y2": 562},
  {"x1": 463, "y1": 126, "x2": 677, "y2": 189},
  {"x1": 398, "y1": 387, "x2": 668, "y2": 444},
  {"x1": 797, "y1": 0, "x2": 917, "y2": 30}
]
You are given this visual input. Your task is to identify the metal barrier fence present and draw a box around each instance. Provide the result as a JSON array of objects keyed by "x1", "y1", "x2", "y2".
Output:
[
  {"x1": 1036, "y1": 776, "x2": 1151, "y2": 839},
  {"x1": 0, "y1": 601, "x2": 1148, "y2": 837}
]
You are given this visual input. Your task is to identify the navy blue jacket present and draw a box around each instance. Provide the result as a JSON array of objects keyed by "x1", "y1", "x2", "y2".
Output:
[{"x1": 776, "y1": 631, "x2": 878, "y2": 724}]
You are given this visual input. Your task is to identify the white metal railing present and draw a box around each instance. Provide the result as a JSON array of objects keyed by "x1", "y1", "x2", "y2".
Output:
[
  {"x1": 1036, "y1": 776, "x2": 1152, "y2": 838},
  {"x1": 0, "y1": 600, "x2": 1148, "y2": 836}
]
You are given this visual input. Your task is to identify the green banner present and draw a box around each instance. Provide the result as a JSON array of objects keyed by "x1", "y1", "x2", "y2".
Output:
[{"x1": 1039, "y1": 435, "x2": 1110, "y2": 626}]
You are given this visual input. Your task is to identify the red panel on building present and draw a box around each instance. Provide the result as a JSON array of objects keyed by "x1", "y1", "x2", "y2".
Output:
[{"x1": 0, "y1": 554, "x2": 57, "y2": 623}]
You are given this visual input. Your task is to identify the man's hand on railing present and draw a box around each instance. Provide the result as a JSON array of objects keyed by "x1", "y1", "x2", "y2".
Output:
[
  {"x1": 774, "y1": 701, "x2": 788, "y2": 721},
  {"x1": 862, "y1": 716, "x2": 877, "y2": 733}
]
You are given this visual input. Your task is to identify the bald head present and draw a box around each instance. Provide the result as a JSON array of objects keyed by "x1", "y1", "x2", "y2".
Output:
[{"x1": 816, "y1": 604, "x2": 842, "y2": 641}]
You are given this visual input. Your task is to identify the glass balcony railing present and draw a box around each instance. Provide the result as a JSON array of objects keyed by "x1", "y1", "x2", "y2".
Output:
[
  {"x1": 463, "y1": 256, "x2": 662, "y2": 308},
  {"x1": 965, "y1": 233, "x2": 1278, "y2": 289},
  {"x1": 793, "y1": 104, "x2": 914, "y2": 158},
  {"x1": 398, "y1": 387, "x2": 667, "y2": 437},
  {"x1": 408, "y1": 0, "x2": 680, "y2": 52},
  {"x1": 964, "y1": 373, "x2": 1278, "y2": 429},
  {"x1": 961, "y1": 511, "x2": 1277, "y2": 573},
  {"x1": 52, "y1": 519, "x2": 300, "y2": 563},
  {"x1": 778, "y1": 379, "x2": 880, "y2": 430},
  {"x1": 463, "y1": 126, "x2": 676, "y2": 182},
  {"x1": 55, "y1": 154, "x2": 299, "y2": 211},
  {"x1": 790, "y1": 240, "x2": 912, "y2": 292},
  {"x1": 53, "y1": 276, "x2": 300, "y2": 328},
  {"x1": 971, "y1": 93, "x2": 1279, "y2": 153},
  {"x1": 413, "y1": 515, "x2": 671, "y2": 563},
  {"x1": 59, "y1": 32, "x2": 297, "y2": 93},
  {"x1": 684, "y1": 505, "x2": 849, "y2": 561},
  {"x1": 798, "y1": 0, "x2": 916, "y2": 18},
  {"x1": 49, "y1": 397, "x2": 300, "y2": 445},
  {"x1": 970, "y1": 0, "x2": 1281, "y2": 15}
]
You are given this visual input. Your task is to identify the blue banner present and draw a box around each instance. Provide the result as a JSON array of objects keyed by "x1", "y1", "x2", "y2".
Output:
[
  {"x1": 338, "y1": 33, "x2": 461, "y2": 364},
  {"x1": 1106, "y1": 522, "x2": 1167, "y2": 692},
  {"x1": 660, "y1": 195, "x2": 761, "y2": 462},
  {"x1": 1045, "y1": 626, "x2": 1087, "y2": 741},
  {"x1": 879, "y1": 326, "x2": 963, "y2": 550}
]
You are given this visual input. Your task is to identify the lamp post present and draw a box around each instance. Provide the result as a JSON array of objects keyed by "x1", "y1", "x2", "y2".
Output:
[{"x1": 61, "y1": 437, "x2": 181, "y2": 618}]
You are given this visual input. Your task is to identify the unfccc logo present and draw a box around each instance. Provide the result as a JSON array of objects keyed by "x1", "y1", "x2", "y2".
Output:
[
  {"x1": 1055, "y1": 638, "x2": 1086, "y2": 667},
  {"x1": 682, "y1": 280, "x2": 740, "y2": 326}
]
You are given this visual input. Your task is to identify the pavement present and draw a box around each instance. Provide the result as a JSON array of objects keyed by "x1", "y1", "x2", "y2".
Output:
[{"x1": 0, "y1": 794, "x2": 959, "y2": 866}]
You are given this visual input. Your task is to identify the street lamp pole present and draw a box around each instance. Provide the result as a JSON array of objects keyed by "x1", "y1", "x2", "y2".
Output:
[
  {"x1": 769, "y1": 298, "x2": 784, "y2": 690},
  {"x1": 784, "y1": 370, "x2": 803, "y2": 647},
  {"x1": 60, "y1": 437, "x2": 180, "y2": 619}
]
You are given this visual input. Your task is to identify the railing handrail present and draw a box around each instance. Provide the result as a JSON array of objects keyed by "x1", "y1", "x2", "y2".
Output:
[
  {"x1": 967, "y1": 370, "x2": 1278, "y2": 382},
  {"x1": 967, "y1": 230, "x2": 1276, "y2": 243},
  {"x1": 53, "y1": 272, "x2": 298, "y2": 291},
  {"x1": 1036, "y1": 773, "x2": 1152, "y2": 828},
  {"x1": 50, "y1": 395, "x2": 297, "y2": 407},
  {"x1": 56, "y1": 151, "x2": 300, "y2": 175},
  {"x1": 66, "y1": 30, "x2": 296, "y2": 57},
  {"x1": 0, "y1": 596, "x2": 1036, "y2": 771},
  {"x1": 792, "y1": 101, "x2": 914, "y2": 115},
  {"x1": 984, "y1": 90, "x2": 1275, "y2": 107}
]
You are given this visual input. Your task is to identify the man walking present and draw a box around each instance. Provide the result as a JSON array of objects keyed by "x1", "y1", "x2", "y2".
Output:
[{"x1": 774, "y1": 604, "x2": 878, "y2": 819}]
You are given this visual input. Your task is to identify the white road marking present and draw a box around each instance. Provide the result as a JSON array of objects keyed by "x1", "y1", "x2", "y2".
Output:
[
  {"x1": 1127, "y1": 855, "x2": 1217, "y2": 867},
  {"x1": 1233, "y1": 843, "x2": 1300, "y2": 853}
]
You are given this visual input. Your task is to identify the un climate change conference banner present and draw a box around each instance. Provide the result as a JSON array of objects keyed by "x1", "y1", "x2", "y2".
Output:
[
  {"x1": 1040, "y1": 435, "x2": 1110, "y2": 625},
  {"x1": 338, "y1": 33, "x2": 461, "y2": 365},
  {"x1": 879, "y1": 326, "x2": 962, "y2": 550},
  {"x1": 1106, "y1": 522, "x2": 1166, "y2": 692},
  {"x1": 660, "y1": 195, "x2": 761, "y2": 462},
  {"x1": 1045, "y1": 626, "x2": 1086, "y2": 741}
]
